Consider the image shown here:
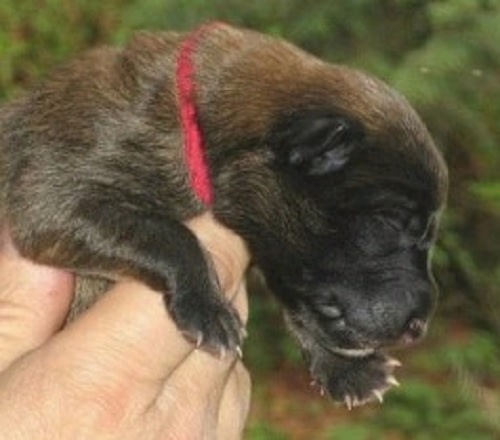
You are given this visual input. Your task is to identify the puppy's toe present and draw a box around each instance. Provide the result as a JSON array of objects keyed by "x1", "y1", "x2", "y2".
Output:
[
  {"x1": 170, "y1": 294, "x2": 243, "y2": 354},
  {"x1": 310, "y1": 350, "x2": 402, "y2": 407}
]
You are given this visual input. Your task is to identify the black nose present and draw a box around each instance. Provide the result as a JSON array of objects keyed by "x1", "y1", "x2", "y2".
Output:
[{"x1": 400, "y1": 317, "x2": 427, "y2": 346}]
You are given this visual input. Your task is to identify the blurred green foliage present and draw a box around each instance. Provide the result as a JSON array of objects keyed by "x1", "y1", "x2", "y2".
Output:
[
  {"x1": 1, "y1": 0, "x2": 499, "y2": 438},
  {"x1": 327, "y1": 378, "x2": 496, "y2": 440},
  {"x1": 246, "y1": 421, "x2": 288, "y2": 440}
]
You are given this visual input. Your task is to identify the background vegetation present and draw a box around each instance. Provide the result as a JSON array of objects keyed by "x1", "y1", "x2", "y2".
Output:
[{"x1": 1, "y1": 0, "x2": 499, "y2": 438}]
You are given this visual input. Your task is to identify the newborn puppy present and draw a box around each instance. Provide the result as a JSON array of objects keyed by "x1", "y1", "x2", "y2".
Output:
[{"x1": 0, "y1": 23, "x2": 448, "y2": 407}]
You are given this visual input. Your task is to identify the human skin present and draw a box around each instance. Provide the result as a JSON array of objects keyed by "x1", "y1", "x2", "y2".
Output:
[{"x1": 0, "y1": 213, "x2": 251, "y2": 440}]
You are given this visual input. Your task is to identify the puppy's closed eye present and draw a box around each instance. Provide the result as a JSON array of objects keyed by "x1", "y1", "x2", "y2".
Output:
[{"x1": 374, "y1": 208, "x2": 414, "y2": 231}]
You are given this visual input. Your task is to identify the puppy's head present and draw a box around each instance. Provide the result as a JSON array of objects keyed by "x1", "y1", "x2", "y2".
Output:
[
  {"x1": 206, "y1": 28, "x2": 447, "y2": 397},
  {"x1": 264, "y1": 76, "x2": 447, "y2": 365},
  {"x1": 213, "y1": 65, "x2": 447, "y2": 357}
]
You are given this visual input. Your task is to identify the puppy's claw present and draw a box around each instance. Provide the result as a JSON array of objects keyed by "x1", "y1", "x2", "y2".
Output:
[
  {"x1": 235, "y1": 345, "x2": 243, "y2": 359},
  {"x1": 386, "y1": 358, "x2": 403, "y2": 368},
  {"x1": 240, "y1": 327, "x2": 248, "y2": 339},
  {"x1": 344, "y1": 395, "x2": 353, "y2": 410},
  {"x1": 319, "y1": 387, "x2": 325, "y2": 397},
  {"x1": 373, "y1": 389, "x2": 384, "y2": 403},
  {"x1": 386, "y1": 376, "x2": 400, "y2": 387},
  {"x1": 195, "y1": 332, "x2": 204, "y2": 348}
]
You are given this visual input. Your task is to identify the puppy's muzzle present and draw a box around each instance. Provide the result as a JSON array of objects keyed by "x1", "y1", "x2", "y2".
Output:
[{"x1": 398, "y1": 317, "x2": 428, "y2": 347}]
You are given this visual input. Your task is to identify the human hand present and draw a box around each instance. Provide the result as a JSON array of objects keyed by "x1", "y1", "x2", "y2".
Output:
[{"x1": 0, "y1": 213, "x2": 251, "y2": 439}]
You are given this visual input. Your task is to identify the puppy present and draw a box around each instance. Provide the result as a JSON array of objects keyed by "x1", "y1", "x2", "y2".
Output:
[{"x1": 0, "y1": 23, "x2": 448, "y2": 407}]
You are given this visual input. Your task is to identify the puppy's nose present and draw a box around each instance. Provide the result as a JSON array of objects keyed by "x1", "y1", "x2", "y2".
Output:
[{"x1": 400, "y1": 317, "x2": 427, "y2": 346}]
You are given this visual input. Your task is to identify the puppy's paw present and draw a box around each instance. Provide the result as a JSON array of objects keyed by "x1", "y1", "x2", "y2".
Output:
[
  {"x1": 168, "y1": 292, "x2": 244, "y2": 356},
  {"x1": 310, "y1": 350, "x2": 401, "y2": 409}
]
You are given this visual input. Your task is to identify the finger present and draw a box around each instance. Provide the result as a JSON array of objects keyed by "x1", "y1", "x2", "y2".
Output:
[
  {"x1": 154, "y1": 349, "x2": 240, "y2": 433},
  {"x1": 0, "y1": 231, "x2": 74, "y2": 370},
  {"x1": 151, "y1": 280, "x2": 248, "y2": 429},
  {"x1": 185, "y1": 212, "x2": 250, "y2": 297},
  {"x1": 48, "y1": 280, "x2": 189, "y2": 386},
  {"x1": 47, "y1": 275, "x2": 248, "y2": 398},
  {"x1": 217, "y1": 361, "x2": 251, "y2": 440},
  {"x1": 151, "y1": 277, "x2": 249, "y2": 433},
  {"x1": 150, "y1": 350, "x2": 247, "y2": 439}
]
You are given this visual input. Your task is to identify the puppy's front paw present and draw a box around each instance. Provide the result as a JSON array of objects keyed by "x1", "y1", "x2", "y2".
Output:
[
  {"x1": 168, "y1": 291, "x2": 244, "y2": 356},
  {"x1": 310, "y1": 350, "x2": 401, "y2": 409}
]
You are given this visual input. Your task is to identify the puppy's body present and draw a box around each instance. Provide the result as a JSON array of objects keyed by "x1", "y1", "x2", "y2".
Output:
[{"x1": 0, "y1": 24, "x2": 447, "y2": 406}]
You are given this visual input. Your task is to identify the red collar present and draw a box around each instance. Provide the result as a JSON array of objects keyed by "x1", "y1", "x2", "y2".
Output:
[{"x1": 176, "y1": 23, "x2": 220, "y2": 206}]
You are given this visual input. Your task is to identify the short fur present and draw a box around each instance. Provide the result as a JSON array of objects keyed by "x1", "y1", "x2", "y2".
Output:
[{"x1": 0, "y1": 24, "x2": 448, "y2": 406}]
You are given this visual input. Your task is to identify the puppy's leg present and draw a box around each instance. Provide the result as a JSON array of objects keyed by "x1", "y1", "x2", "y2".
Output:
[{"x1": 9, "y1": 202, "x2": 242, "y2": 353}]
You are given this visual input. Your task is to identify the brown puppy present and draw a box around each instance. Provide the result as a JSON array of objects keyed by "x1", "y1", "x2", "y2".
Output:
[{"x1": 0, "y1": 23, "x2": 448, "y2": 407}]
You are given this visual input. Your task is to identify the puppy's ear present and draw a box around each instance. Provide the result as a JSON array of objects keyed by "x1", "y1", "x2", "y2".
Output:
[{"x1": 270, "y1": 111, "x2": 363, "y2": 176}]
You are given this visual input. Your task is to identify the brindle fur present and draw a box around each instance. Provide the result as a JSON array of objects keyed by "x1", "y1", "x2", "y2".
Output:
[{"x1": 0, "y1": 24, "x2": 447, "y2": 406}]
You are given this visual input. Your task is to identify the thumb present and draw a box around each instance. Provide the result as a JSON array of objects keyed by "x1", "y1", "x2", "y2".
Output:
[{"x1": 0, "y1": 230, "x2": 74, "y2": 370}]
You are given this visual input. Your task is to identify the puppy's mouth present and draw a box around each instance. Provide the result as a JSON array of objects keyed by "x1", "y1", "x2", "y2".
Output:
[
  {"x1": 319, "y1": 324, "x2": 426, "y2": 359},
  {"x1": 326, "y1": 346, "x2": 376, "y2": 358},
  {"x1": 284, "y1": 311, "x2": 379, "y2": 360},
  {"x1": 301, "y1": 303, "x2": 429, "y2": 357}
]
